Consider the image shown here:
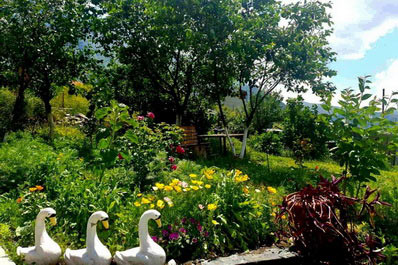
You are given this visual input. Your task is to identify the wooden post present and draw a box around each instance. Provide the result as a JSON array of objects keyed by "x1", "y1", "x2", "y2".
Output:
[{"x1": 382, "y1": 88, "x2": 385, "y2": 114}]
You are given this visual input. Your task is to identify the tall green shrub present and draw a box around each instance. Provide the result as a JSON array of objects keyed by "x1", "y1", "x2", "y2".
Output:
[
  {"x1": 282, "y1": 98, "x2": 330, "y2": 162},
  {"x1": 320, "y1": 76, "x2": 398, "y2": 191}
]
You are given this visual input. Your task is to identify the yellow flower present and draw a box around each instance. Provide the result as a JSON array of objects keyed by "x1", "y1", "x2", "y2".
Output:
[
  {"x1": 212, "y1": 220, "x2": 219, "y2": 225},
  {"x1": 207, "y1": 204, "x2": 217, "y2": 211},
  {"x1": 191, "y1": 185, "x2": 199, "y2": 191},
  {"x1": 147, "y1": 195, "x2": 156, "y2": 201},
  {"x1": 155, "y1": 183, "x2": 165, "y2": 190},
  {"x1": 204, "y1": 169, "x2": 215, "y2": 175},
  {"x1": 189, "y1": 174, "x2": 197, "y2": 178},
  {"x1": 234, "y1": 169, "x2": 242, "y2": 176},
  {"x1": 184, "y1": 188, "x2": 191, "y2": 192},
  {"x1": 164, "y1": 185, "x2": 173, "y2": 191},
  {"x1": 235, "y1": 174, "x2": 249, "y2": 183},
  {"x1": 29, "y1": 187, "x2": 37, "y2": 192},
  {"x1": 150, "y1": 203, "x2": 155, "y2": 208},
  {"x1": 157, "y1": 200, "x2": 165, "y2": 209},
  {"x1": 174, "y1": 186, "x2": 182, "y2": 192},
  {"x1": 35, "y1": 185, "x2": 44, "y2": 191},
  {"x1": 16, "y1": 197, "x2": 23, "y2": 203},
  {"x1": 256, "y1": 211, "x2": 262, "y2": 216},
  {"x1": 204, "y1": 169, "x2": 215, "y2": 180},
  {"x1": 267, "y1": 186, "x2": 277, "y2": 194},
  {"x1": 271, "y1": 212, "x2": 276, "y2": 217},
  {"x1": 205, "y1": 173, "x2": 214, "y2": 180},
  {"x1": 137, "y1": 193, "x2": 143, "y2": 197},
  {"x1": 172, "y1": 179, "x2": 180, "y2": 185},
  {"x1": 134, "y1": 201, "x2": 141, "y2": 207},
  {"x1": 197, "y1": 181, "x2": 204, "y2": 186},
  {"x1": 243, "y1": 187, "x2": 249, "y2": 194},
  {"x1": 205, "y1": 184, "x2": 211, "y2": 189},
  {"x1": 281, "y1": 215, "x2": 286, "y2": 220},
  {"x1": 191, "y1": 180, "x2": 198, "y2": 184},
  {"x1": 141, "y1": 198, "x2": 151, "y2": 204}
]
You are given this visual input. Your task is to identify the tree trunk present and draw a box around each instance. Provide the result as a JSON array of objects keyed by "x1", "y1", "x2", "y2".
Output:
[
  {"x1": 176, "y1": 113, "x2": 183, "y2": 126},
  {"x1": 216, "y1": 96, "x2": 236, "y2": 155},
  {"x1": 11, "y1": 67, "x2": 28, "y2": 131},
  {"x1": 44, "y1": 96, "x2": 55, "y2": 139},
  {"x1": 42, "y1": 78, "x2": 55, "y2": 140},
  {"x1": 239, "y1": 126, "x2": 249, "y2": 159}
]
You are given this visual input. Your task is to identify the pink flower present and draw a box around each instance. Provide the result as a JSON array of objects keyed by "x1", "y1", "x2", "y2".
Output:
[
  {"x1": 204, "y1": 231, "x2": 209, "y2": 237},
  {"x1": 197, "y1": 224, "x2": 203, "y2": 232},
  {"x1": 137, "y1": 116, "x2": 144, "y2": 121},
  {"x1": 179, "y1": 228, "x2": 187, "y2": 234},
  {"x1": 164, "y1": 197, "x2": 172, "y2": 202},
  {"x1": 180, "y1": 181, "x2": 188, "y2": 188},
  {"x1": 181, "y1": 218, "x2": 187, "y2": 224},
  {"x1": 171, "y1": 164, "x2": 178, "y2": 171},
  {"x1": 168, "y1": 156, "x2": 175, "y2": 163},
  {"x1": 176, "y1": 145, "x2": 185, "y2": 154},
  {"x1": 151, "y1": 236, "x2": 158, "y2": 242},
  {"x1": 198, "y1": 204, "x2": 204, "y2": 210},
  {"x1": 118, "y1": 153, "x2": 124, "y2": 160},
  {"x1": 162, "y1": 230, "x2": 169, "y2": 237},
  {"x1": 147, "y1": 112, "x2": 155, "y2": 119},
  {"x1": 192, "y1": 238, "x2": 198, "y2": 243},
  {"x1": 169, "y1": 232, "x2": 179, "y2": 240}
]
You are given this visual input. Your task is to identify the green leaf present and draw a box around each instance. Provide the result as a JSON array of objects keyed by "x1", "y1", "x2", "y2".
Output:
[
  {"x1": 125, "y1": 130, "x2": 138, "y2": 144},
  {"x1": 95, "y1": 107, "x2": 110, "y2": 120},
  {"x1": 98, "y1": 138, "x2": 109, "y2": 149},
  {"x1": 361, "y1": 94, "x2": 372, "y2": 101}
]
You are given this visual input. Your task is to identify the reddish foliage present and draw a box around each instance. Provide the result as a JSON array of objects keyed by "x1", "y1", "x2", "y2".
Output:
[{"x1": 277, "y1": 176, "x2": 390, "y2": 265}]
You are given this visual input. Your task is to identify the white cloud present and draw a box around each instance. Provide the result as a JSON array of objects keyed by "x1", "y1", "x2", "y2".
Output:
[
  {"x1": 374, "y1": 59, "x2": 398, "y2": 96},
  {"x1": 281, "y1": 0, "x2": 398, "y2": 60}
]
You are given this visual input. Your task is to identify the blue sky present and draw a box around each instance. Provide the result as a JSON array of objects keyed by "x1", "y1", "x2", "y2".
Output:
[{"x1": 282, "y1": 0, "x2": 398, "y2": 104}]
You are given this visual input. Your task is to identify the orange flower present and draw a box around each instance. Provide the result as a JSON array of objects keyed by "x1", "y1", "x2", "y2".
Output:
[
  {"x1": 35, "y1": 185, "x2": 44, "y2": 191},
  {"x1": 29, "y1": 187, "x2": 37, "y2": 192},
  {"x1": 16, "y1": 197, "x2": 23, "y2": 203}
]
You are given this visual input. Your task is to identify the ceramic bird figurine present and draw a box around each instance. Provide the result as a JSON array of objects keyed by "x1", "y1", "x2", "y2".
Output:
[
  {"x1": 114, "y1": 209, "x2": 166, "y2": 265},
  {"x1": 64, "y1": 211, "x2": 112, "y2": 265},
  {"x1": 17, "y1": 207, "x2": 61, "y2": 265}
]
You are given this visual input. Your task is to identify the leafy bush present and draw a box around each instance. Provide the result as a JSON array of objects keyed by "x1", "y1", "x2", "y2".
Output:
[
  {"x1": 250, "y1": 92, "x2": 284, "y2": 134},
  {"x1": 277, "y1": 176, "x2": 389, "y2": 265},
  {"x1": 282, "y1": 98, "x2": 330, "y2": 162},
  {"x1": 320, "y1": 77, "x2": 398, "y2": 187},
  {"x1": 94, "y1": 100, "x2": 183, "y2": 187},
  {"x1": 51, "y1": 87, "x2": 90, "y2": 120},
  {"x1": 0, "y1": 88, "x2": 15, "y2": 138},
  {"x1": 249, "y1": 132, "x2": 283, "y2": 155}
]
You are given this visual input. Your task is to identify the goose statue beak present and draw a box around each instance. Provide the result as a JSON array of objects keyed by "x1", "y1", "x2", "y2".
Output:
[
  {"x1": 155, "y1": 218, "x2": 162, "y2": 228},
  {"x1": 102, "y1": 220, "x2": 109, "y2": 230},
  {"x1": 49, "y1": 217, "x2": 57, "y2": 226}
]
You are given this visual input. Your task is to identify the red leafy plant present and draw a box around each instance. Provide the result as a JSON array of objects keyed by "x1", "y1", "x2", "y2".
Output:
[{"x1": 277, "y1": 176, "x2": 390, "y2": 265}]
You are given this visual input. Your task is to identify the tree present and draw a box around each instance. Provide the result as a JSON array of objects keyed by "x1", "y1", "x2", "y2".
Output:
[
  {"x1": 251, "y1": 92, "x2": 284, "y2": 134},
  {"x1": 321, "y1": 76, "x2": 398, "y2": 195},
  {"x1": 233, "y1": 0, "x2": 336, "y2": 158},
  {"x1": 0, "y1": 0, "x2": 93, "y2": 138},
  {"x1": 98, "y1": 0, "x2": 214, "y2": 126}
]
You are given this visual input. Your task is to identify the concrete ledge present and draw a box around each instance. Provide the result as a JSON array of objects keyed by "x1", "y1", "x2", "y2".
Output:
[{"x1": 185, "y1": 247, "x2": 300, "y2": 265}]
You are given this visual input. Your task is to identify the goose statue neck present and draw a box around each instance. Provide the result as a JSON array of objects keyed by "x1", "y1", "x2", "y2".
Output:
[
  {"x1": 35, "y1": 212, "x2": 51, "y2": 247},
  {"x1": 138, "y1": 213, "x2": 154, "y2": 250},
  {"x1": 86, "y1": 214, "x2": 104, "y2": 252}
]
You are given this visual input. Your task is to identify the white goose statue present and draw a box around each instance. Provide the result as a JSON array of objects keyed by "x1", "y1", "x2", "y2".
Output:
[
  {"x1": 114, "y1": 209, "x2": 166, "y2": 265},
  {"x1": 16, "y1": 207, "x2": 61, "y2": 265},
  {"x1": 64, "y1": 211, "x2": 112, "y2": 265}
]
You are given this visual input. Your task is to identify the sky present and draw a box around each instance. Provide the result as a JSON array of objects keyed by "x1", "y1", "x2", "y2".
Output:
[{"x1": 281, "y1": 0, "x2": 398, "y2": 105}]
